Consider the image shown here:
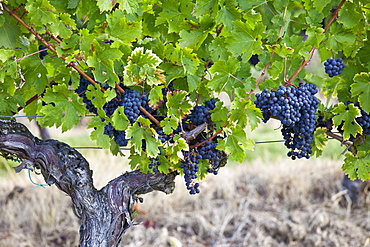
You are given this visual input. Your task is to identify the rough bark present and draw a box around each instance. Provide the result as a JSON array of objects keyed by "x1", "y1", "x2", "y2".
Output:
[{"x1": 0, "y1": 120, "x2": 177, "y2": 247}]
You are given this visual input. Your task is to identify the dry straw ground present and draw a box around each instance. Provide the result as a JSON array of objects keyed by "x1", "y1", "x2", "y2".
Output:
[{"x1": 0, "y1": 122, "x2": 369, "y2": 247}]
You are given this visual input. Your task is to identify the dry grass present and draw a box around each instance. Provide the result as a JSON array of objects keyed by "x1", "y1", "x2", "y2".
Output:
[{"x1": 0, "y1": 150, "x2": 369, "y2": 247}]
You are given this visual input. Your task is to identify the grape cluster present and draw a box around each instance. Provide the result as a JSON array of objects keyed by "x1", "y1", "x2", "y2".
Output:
[
  {"x1": 353, "y1": 102, "x2": 370, "y2": 135},
  {"x1": 75, "y1": 76, "x2": 98, "y2": 114},
  {"x1": 324, "y1": 58, "x2": 345, "y2": 77},
  {"x1": 188, "y1": 99, "x2": 216, "y2": 125},
  {"x1": 38, "y1": 45, "x2": 48, "y2": 59},
  {"x1": 197, "y1": 140, "x2": 225, "y2": 175},
  {"x1": 254, "y1": 83, "x2": 319, "y2": 159},
  {"x1": 180, "y1": 152, "x2": 200, "y2": 195},
  {"x1": 75, "y1": 75, "x2": 229, "y2": 194}
]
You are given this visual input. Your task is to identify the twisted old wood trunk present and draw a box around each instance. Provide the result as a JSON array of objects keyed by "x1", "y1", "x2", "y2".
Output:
[{"x1": 0, "y1": 120, "x2": 176, "y2": 246}]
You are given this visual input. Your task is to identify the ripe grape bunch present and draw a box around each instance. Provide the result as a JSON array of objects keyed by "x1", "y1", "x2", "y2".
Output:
[
  {"x1": 75, "y1": 75, "x2": 229, "y2": 195},
  {"x1": 346, "y1": 102, "x2": 370, "y2": 136},
  {"x1": 324, "y1": 58, "x2": 345, "y2": 77},
  {"x1": 38, "y1": 45, "x2": 48, "y2": 60},
  {"x1": 254, "y1": 83, "x2": 319, "y2": 159}
]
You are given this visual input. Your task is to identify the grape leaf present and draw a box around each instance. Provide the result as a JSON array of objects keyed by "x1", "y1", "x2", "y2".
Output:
[
  {"x1": 225, "y1": 20, "x2": 262, "y2": 61},
  {"x1": 208, "y1": 57, "x2": 239, "y2": 93},
  {"x1": 40, "y1": 84, "x2": 86, "y2": 132},
  {"x1": 332, "y1": 103, "x2": 362, "y2": 140},
  {"x1": 148, "y1": 86, "x2": 164, "y2": 109},
  {"x1": 0, "y1": 14, "x2": 21, "y2": 49},
  {"x1": 218, "y1": 125, "x2": 254, "y2": 162},
  {"x1": 111, "y1": 107, "x2": 129, "y2": 131},
  {"x1": 343, "y1": 151, "x2": 370, "y2": 181},
  {"x1": 211, "y1": 101, "x2": 229, "y2": 127},
  {"x1": 106, "y1": 10, "x2": 142, "y2": 44},
  {"x1": 351, "y1": 73, "x2": 370, "y2": 113},
  {"x1": 96, "y1": 0, "x2": 113, "y2": 12},
  {"x1": 0, "y1": 49, "x2": 15, "y2": 62},
  {"x1": 123, "y1": 47, "x2": 163, "y2": 86},
  {"x1": 86, "y1": 41, "x2": 122, "y2": 84},
  {"x1": 118, "y1": 0, "x2": 139, "y2": 14},
  {"x1": 160, "y1": 117, "x2": 179, "y2": 135},
  {"x1": 166, "y1": 90, "x2": 192, "y2": 119},
  {"x1": 179, "y1": 30, "x2": 208, "y2": 50},
  {"x1": 67, "y1": 0, "x2": 80, "y2": 9},
  {"x1": 25, "y1": 0, "x2": 57, "y2": 25},
  {"x1": 338, "y1": 2, "x2": 362, "y2": 29},
  {"x1": 312, "y1": 128, "x2": 329, "y2": 157},
  {"x1": 126, "y1": 117, "x2": 161, "y2": 156},
  {"x1": 129, "y1": 153, "x2": 150, "y2": 173}
]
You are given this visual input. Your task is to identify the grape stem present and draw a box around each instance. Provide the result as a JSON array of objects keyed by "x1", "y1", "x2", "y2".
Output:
[
  {"x1": 182, "y1": 123, "x2": 207, "y2": 143},
  {"x1": 15, "y1": 48, "x2": 48, "y2": 62},
  {"x1": 190, "y1": 121, "x2": 229, "y2": 149},
  {"x1": 325, "y1": 130, "x2": 356, "y2": 155}
]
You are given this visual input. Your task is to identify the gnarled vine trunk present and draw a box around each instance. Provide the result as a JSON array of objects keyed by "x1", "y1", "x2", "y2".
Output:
[{"x1": 0, "y1": 120, "x2": 176, "y2": 246}]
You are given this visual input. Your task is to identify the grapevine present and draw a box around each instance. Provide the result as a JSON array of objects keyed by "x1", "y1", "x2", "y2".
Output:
[{"x1": 0, "y1": 0, "x2": 369, "y2": 191}]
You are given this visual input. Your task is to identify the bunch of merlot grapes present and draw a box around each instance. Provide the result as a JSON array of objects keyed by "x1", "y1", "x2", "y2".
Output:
[
  {"x1": 197, "y1": 139, "x2": 225, "y2": 175},
  {"x1": 254, "y1": 83, "x2": 319, "y2": 159},
  {"x1": 38, "y1": 45, "x2": 48, "y2": 59},
  {"x1": 75, "y1": 76, "x2": 98, "y2": 114},
  {"x1": 188, "y1": 99, "x2": 216, "y2": 125},
  {"x1": 324, "y1": 58, "x2": 345, "y2": 77},
  {"x1": 352, "y1": 102, "x2": 370, "y2": 135},
  {"x1": 180, "y1": 151, "x2": 200, "y2": 195}
]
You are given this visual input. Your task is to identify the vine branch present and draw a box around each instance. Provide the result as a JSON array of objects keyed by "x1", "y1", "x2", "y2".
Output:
[
  {"x1": 286, "y1": 0, "x2": 346, "y2": 84},
  {"x1": 0, "y1": 120, "x2": 176, "y2": 247}
]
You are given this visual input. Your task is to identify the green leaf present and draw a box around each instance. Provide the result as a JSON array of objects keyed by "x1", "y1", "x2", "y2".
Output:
[
  {"x1": 25, "y1": 0, "x2": 57, "y2": 25},
  {"x1": 343, "y1": 151, "x2": 370, "y2": 181},
  {"x1": 166, "y1": 90, "x2": 192, "y2": 119},
  {"x1": 126, "y1": 117, "x2": 161, "y2": 156},
  {"x1": 88, "y1": 116, "x2": 111, "y2": 149},
  {"x1": 351, "y1": 73, "x2": 370, "y2": 113},
  {"x1": 148, "y1": 86, "x2": 164, "y2": 109},
  {"x1": 218, "y1": 125, "x2": 253, "y2": 162},
  {"x1": 230, "y1": 98, "x2": 262, "y2": 130},
  {"x1": 118, "y1": 0, "x2": 139, "y2": 14},
  {"x1": 106, "y1": 10, "x2": 142, "y2": 44},
  {"x1": 67, "y1": 0, "x2": 80, "y2": 9},
  {"x1": 96, "y1": 0, "x2": 114, "y2": 12},
  {"x1": 86, "y1": 41, "x2": 122, "y2": 84},
  {"x1": 40, "y1": 84, "x2": 86, "y2": 132},
  {"x1": 179, "y1": 30, "x2": 208, "y2": 50},
  {"x1": 181, "y1": 47, "x2": 200, "y2": 76},
  {"x1": 123, "y1": 47, "x2": 163, "y2": 86},
  {"x1": 332, "y1": 103, "x2": 362, "y2": 140},
  {"x1": 313, "y1": 0, "x2": 329, "y2": 13},
  {"x1": 160, "y1": 117, "x2": 178, "y2": 135},
  {"x1": 211, "y1": 101, "x2": 229, "y2": 127},
  {"x1": 338, "y1": 2, "x2": 362, "y2": 29},
  {"x1": 0, "y1": 14, "x2": 21, "y2": 49},
  {"x1": 225, "y1": 20, "x2": 262, "y2": 61},
  {"x1": 129, "y1": 153, "x2": 150, "y2": 172},
  {"x1": 111, "y1": 107, "x2": 129, "y2": 131},
  {"x1": 312, "y1": 128, "x2": 329, "y2": 157},
  {"x1": 0, "y1": 49, "x2": 15, "y2": 63},
  {"x1": 208, "y1": 57, "x2": 239, "y2": 93}
]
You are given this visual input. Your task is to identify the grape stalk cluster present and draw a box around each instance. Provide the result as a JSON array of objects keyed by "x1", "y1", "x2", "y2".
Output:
[
  {"x1": 324, "y1": 58, "x2": 345, "y2": 77},
  {"x1": 75, "y1": 76, "x2": 228, "y2": 195},
  {"x1": 254, "y1": 83, "x2": 319, "y2": 159}
]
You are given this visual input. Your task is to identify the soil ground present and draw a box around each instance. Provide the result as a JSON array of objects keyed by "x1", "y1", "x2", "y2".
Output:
[{"x1": 0, "y1": 148, "x2": 369, "y2": 247}]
